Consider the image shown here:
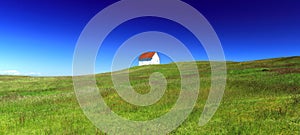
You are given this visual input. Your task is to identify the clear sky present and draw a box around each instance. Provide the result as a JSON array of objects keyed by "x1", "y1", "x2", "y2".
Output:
[{"x1": 0, "y1": 0, "x2": 299, "y2": 76}]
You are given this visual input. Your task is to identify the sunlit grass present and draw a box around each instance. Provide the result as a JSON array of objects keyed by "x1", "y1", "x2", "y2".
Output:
[{"x1": 0, "y1": 56, "x2": 299, "y2": 134}]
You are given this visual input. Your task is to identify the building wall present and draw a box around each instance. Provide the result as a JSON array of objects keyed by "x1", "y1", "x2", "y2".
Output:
[{"x1": 139, "y1": 53, "x2": 160, "y2": 66}]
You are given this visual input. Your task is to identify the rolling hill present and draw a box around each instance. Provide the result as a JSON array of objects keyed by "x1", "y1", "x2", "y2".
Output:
[{"x1": 0, "y1": 56, "x2": 299, "y2": 134}]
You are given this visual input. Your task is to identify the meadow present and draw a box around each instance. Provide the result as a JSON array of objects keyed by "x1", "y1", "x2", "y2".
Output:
[{"x1": 0, "y1": 56, "x2": 299, "y2": 134}]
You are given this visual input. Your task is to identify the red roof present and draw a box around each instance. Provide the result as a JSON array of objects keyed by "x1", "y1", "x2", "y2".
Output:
[{"x1": 139, "y1": 52, "x2": 156, "y2": 60}]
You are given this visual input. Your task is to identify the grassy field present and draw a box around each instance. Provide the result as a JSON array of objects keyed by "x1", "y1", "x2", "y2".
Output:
[{"x1": 0, "y1": 56, "x2": 299, "y2": 134}]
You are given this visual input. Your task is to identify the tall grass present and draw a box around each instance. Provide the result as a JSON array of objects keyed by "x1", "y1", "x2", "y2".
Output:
[{"x1": 0, "y1": 56, "x2": 299, "y2": 134}]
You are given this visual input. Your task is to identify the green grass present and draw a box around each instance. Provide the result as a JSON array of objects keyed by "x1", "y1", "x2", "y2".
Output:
[{"x1": 0, "y1": 56, "x2": 299, "y2": 134}]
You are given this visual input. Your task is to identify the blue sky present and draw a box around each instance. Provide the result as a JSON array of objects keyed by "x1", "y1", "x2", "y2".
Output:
[{"x1": 0, "y1": 0, "x2": 299, "y2": 76}]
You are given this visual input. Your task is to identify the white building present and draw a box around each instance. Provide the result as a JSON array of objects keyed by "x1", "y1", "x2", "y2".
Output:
[{"x1": 138, "y1": 52, "x2": 160, "y2": 66}]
